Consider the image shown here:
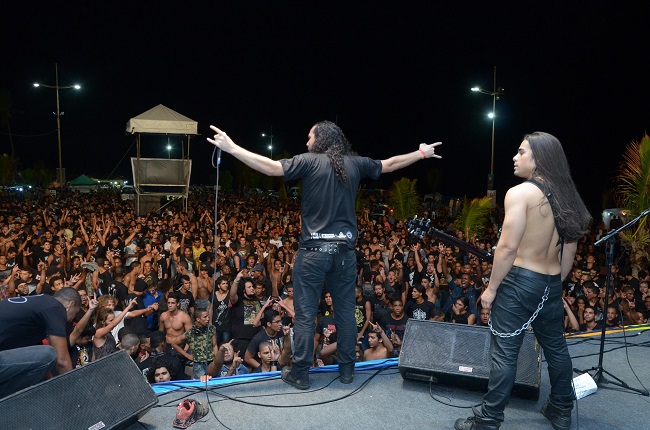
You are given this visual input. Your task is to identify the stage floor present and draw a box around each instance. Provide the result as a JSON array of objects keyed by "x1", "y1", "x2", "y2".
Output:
[{"x1": 128, "y1": 327, "x2": 650, "y2": 430}]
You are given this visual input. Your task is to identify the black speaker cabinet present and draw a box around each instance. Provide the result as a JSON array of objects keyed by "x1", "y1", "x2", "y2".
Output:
[
  {"x1": 1, "y1": 350, "x2": 158, "y2": 429},
  {"x1": 399, "y1": 320, "x2": 542, "y2": 399}
]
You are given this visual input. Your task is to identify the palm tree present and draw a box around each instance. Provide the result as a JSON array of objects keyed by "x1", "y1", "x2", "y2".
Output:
[
  {"x1": 453, "y1": 197, "x2": 493, "y2": 239},
  {"x1": 0, "y1": 154, "x2": 18, "y2": 186},
  {"x1": 388, "y1": 178, "x2": 420, "y2": 220},
  {"x1": 615, "y1": 133, "x2": 650, "y2": 269}
]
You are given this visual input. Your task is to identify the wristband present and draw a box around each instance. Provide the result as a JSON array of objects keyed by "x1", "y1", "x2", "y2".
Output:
[{"x1": 419, "y1": 149, "x2": 426, "y2": 159}]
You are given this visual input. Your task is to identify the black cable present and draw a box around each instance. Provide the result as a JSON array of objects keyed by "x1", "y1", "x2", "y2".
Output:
[
  {"x1": 203, "y1": 378, "x2": 233, "y2": 430},
  {"x1": 205, "y1": 368, "x2": 385, "y2": 408},
  {"x1": 615, "y1": 317, "x2": 650, "y2": 395},
  {"x1": 428, "y1": 380, "x2": 482, "y2": 409},
  {"x1": 106, "y1": 136, "x2": 137, "y2": 180},
  {"x1": 150, "y1": 366, "x2": 392, "y2": 428}
]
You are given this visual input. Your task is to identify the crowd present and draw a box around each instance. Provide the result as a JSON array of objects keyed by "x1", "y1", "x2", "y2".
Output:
[{"x1": 0, "y1": 187, "x2": 648, "y2": 391}]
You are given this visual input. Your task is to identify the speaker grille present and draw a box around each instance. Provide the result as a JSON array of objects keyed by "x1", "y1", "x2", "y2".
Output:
[
  {"x1": 1, "y1": 350, "x2": 158, "y2": 430},
  {"x1": 399, "y1": 320, "x2": 541, "y2": 399}
]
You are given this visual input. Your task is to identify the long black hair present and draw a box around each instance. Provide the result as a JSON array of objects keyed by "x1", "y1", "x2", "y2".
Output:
[
  {"x1": 310, "y1": 121, "x2": 356, "y2": 183},
  {"x1": 525, "y1": 132, "x2": 592, "y2": 242}
]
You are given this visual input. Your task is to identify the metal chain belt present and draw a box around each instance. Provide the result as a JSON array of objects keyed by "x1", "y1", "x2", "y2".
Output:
[{"x1": 488, "y1": 285, "x2": 550, "y2": 338}]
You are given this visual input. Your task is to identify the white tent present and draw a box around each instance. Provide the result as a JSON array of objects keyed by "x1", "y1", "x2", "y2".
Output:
[{"x1": 125, "y1": 104, "x2": 198, "y2": 135}]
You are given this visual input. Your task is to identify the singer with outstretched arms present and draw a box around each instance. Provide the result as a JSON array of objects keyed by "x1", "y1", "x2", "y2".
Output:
[
  {"x1": 455, "y1": 132, "x2": 591, "y2": 430},
  {"x1": 208, "y1": 120, "x2": 441, "y2": 390}
]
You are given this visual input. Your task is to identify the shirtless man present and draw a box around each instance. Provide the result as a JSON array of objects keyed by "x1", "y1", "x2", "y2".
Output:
[
  {"x1": 363, "y1": 321, "x2": 394, "y2": 361},
  {"x1": 159, "y1": 292, "x2": 193, "y2": 345},
  {"x1": 455, "y1": 132, "x2": 591, "y2": 430},
  {"x1": 196, "y1": 264, "x2": 214, "y2": 311}
]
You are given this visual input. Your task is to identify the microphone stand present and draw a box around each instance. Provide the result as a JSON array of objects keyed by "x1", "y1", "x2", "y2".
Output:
[
  {"x1": 208, "y1": 148, "x2": 223, "y2": 329},
  {"x1": 575, "y1": 208, "x2": 650, "y2": 396}
]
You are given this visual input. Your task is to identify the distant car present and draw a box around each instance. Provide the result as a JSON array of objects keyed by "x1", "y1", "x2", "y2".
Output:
[{"x1": 120, "y1": 185, "x2": 135, "y2": 201}]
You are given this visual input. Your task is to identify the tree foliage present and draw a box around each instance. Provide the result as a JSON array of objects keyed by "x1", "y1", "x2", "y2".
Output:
[
  {"x1": 389, "y1": 178, "x2": 420, "y2": 220},
  {"x1": 453, "y1": 196, "x2": 493, "y2": 238},
  {"x1": 615, "y1": 133, "x2": 650, "y2": 267}
]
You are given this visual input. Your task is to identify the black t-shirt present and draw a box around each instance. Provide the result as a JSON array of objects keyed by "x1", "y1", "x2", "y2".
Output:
[
  {"x1": 354, "y1": 298, "x2": 370, "y2": 332},
  {"x1": 404, "y1": 300, "x2": 435, "y2": 320},
  {"x1": 70, "y1": 245, "x2": 87, "y2": 259},
  {"x1": 563, "y1": 279, "x2": 580, "y2": 297},
  {"x1": 212, "y1": 294, "x2": 232, "y2": 332},
  {"x1": 403, "y1": 265, "x2": 420, "y2": 288},
  {"x1": 157, "y1": 251, "x2": 170, "y2": 279},
  {"x1": 105, "y1": 280, "x2": 129, "y2": 310},
  {"x1": 107, "y1": 245, "x2": 123, "y2": 259},
  {"x1": 316, "y1": 313, "x2": 337, "y2": 345},
  {"x1": 383, "y1": 280, "x2": 403, "y2": 299},
  {"x1": 369, "y1": 295, "x2": 391, "y2": 323},
  {"x1": 379, "y1": 313, "x2": 408, "y2": 347},
  {"x1": 176, "y1": 290, "x2": 195, "y2": 315},
  {"x1": 0, "y1": 295, "x2": 68, "y2": 350},
  {"x1": 281, "y1": 153, "x2": 382, "y2": 246},
  {"x1": 96, "y1": 271, "x2": 114, "y2": 296},
  {"x1": 579, "y1": 321, "x2": 604, "y2": 332},
  {"x1": 246, "y1": 329, "x2": 283, "y2": 357},
  {"x1": 124, "y1": 294, "x2": 148, "y2": 335},
  {"x1": 230, "y1": 294, "x2": 261, "y2": 341},
  {"x1": 89, "y1": 242, "x2": 105, "y2": 259}
]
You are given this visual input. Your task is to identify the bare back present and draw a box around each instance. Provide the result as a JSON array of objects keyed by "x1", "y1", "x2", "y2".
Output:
[{"x1": 510, "y1": 182, "x2": 561, "y2": 275}]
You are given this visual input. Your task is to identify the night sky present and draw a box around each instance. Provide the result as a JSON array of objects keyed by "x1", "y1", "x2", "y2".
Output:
[{"x1": 3, "y1": 3, "x2": 649, "y2": 217}]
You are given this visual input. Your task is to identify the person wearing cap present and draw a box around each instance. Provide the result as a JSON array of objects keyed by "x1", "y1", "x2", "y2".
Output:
[
  {"x1": 208, "y1": 120, "x2": 441, "y2": 390},
  {"x1": 250, "y1": 264, "x2": 273, "y2": 297}
]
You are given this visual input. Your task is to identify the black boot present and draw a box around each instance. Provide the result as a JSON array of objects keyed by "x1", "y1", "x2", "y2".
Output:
[
  {"x1": 541, "y1": 402, "x2": 572, "y2": 430},
  {"x1": 454, "y1": 416, "x2": 501, "y2": 430}
]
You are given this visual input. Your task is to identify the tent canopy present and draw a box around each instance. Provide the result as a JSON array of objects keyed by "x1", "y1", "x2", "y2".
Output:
[
  {"x1": 126, "y1": 104, "x2": 198, "y2": 135},
  {"x1": 68, "y1": 174, "x2": 99, "y2": 186}
]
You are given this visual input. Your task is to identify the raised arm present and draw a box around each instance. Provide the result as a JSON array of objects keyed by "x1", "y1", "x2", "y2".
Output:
[
  {"x1": 208, "y1": 126, "x2": 284, "y2": 177},
  {"x1": 70, "y1": 298, "x2": 98, "y2": 345},
  {"x1": 380, "y1": 142, "x2": 441, "y2": 173}
]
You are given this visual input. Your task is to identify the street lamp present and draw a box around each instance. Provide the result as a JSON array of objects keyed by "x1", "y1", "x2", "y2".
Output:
[
  {"x1": 262, "y1": 130, "x2": 273, "y2": 159},
  {"x1": 471, "y1": 66, "x2": 504, "y2": 194},
  {"x1": 167, "y1": 144, "x2": 172, "y2": 159},
  {"x1": 33, "y1": 63, "x2": 81, "y2": 185}
]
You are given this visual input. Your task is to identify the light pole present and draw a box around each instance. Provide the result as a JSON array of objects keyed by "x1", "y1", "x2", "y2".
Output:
[
  {"x1": 167, "y1": 144, "x2": 172, "y2": 159},
  {"x1": 33, "y1": 63, "x2": 80, "y2": 185},
  {"x1": 262, "y1": 129, "x2": 273, "y2": 159},
  {"x1": 471, "y1": 66, "x2": 504, "y2": 194}
]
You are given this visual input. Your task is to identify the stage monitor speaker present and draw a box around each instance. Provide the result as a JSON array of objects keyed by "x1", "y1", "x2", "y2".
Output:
[
  {"x1": 399, "y1": 320, "x2": 541, "y2": 399},
  {"x1": 0, "y1": 350, "x2": 158, "y2": 430}
]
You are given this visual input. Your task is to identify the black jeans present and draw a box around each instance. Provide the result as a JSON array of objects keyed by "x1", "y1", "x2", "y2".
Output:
[
  {"x1": 478, "y1": 266, "x2": 574, "y2": 422},
  {"x1": 0, "y1": 345, "x2": 56, "y2": 398},
  {"x1": 290, "y1": 246, "x2": 357, "y2": 378}
]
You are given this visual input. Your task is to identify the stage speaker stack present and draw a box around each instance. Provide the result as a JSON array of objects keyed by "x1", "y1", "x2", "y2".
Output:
[
  {"x1": 399, "y1": 320, "x2": 542, "y2": 399},
  {"x1": 0, "y1": 350, "x2": 158, "y2": 430}
]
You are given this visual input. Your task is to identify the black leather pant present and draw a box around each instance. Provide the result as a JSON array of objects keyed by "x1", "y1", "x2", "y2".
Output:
[{"x1": 477, "y1": 266, "x2": 574, "y2": 422}]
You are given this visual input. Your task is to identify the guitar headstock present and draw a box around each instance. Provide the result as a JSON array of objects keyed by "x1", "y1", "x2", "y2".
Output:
[{"x1": 406, "y1": 217, "x2": 432, "y2": 240}]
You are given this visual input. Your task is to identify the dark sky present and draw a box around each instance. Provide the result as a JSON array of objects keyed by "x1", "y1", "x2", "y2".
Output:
[{"x1": 3, "y1": 3, "x2": 649, "y2": 216}]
